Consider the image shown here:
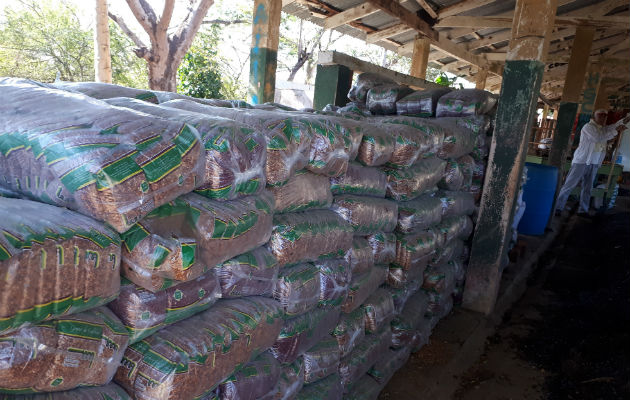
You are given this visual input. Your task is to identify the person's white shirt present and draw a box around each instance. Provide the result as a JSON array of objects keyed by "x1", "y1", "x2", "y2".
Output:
[{"x1": 572, "y1": 118, "x2": 627, "y2": 166}]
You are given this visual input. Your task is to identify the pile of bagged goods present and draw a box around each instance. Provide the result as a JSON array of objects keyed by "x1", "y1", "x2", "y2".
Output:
[{"x1": 0, "y1": 73, "x2": 496, "y2": 400}]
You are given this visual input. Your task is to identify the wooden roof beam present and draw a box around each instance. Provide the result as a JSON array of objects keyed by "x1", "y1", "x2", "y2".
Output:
[
  {"x1": 437, "y1": 0, "x2": 496, "y2": 19},
  {"x1": 365, "y1": 23, "x2": 413, "y2": 43},
  {"x1": 414, "y1": 0, "x2": 438, "y2": 19},
  {"x1": 323, "y1": 3, "x2": 379, "y2": 30},
  {"x1": 435, "y1": 15, "x2": 629, "y2": 30},
  {"x1": 366, "y1": 0, "x2": 438, "y2": 41}
]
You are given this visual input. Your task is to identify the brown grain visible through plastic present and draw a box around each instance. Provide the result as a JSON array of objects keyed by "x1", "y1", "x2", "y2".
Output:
[
  {"x1": 269, "y1": 171, "x2": 332, "y2": 214},
  {"x1": 302, "y1": 338, "x2": 341, "y2": 383},
  {"x1": 341, "y1": 265, "x2": 388, "y2": 314},
  {"x1": 331, "y1": 195, "x2": 398, "y2": 235},
  {"x1": 215, "y1": 247, "x2": 279, "y2": 298},
  {"x1": 384, "y1": 158, "x2": 446, "y2": 201},
  {"x1": 338, "y1": 327, "x2": 391, "y2": 388},
  {"x1": 365, "y1": 232, "x2": 396, "y2": 265},
  {"x1": 315, "y1": 259, "x2": 352, "y2": 308},
  {"x1": 273, "y1": 263, "x2": 321, "y2": 317},
  {"x1": 332, "y1": 307, "x2": 366, "y2": 358},
  {"x1": 329, "y1": 163, "x2": 386, "y2": 198},
  {"x1": 396, "y1": 194, "x2": 443, "y2": 234},
  {"x1": 394, "y1": 230, "x2": 438, "y2": 271},
  {"x1": 218, "y1": 352, "x2": 281, "y2": 400},
  {"x1": 0, "y1": 383, "x2": 132, "y2": 399},
  {"x1": 362, "y1": 288, "x2": 395, "y2": 334},
  {"x1": 344, "y1": 237, "x2": 374, "y2": 276}
]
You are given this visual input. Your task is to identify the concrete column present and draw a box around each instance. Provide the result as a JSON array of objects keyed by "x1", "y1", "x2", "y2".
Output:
[
  {"x1": 313, "y1": 64, "x2": 353, "y2": 110},
  {"x1": 249, "y1": 0, "x2": 282, "y2": 104}
]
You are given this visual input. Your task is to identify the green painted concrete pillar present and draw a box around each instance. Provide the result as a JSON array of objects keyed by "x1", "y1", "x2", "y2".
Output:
[
  {"x1": 462, "y1": 60, "x2": 545, "y2": 315},
  {"x1": 549, "y1": 102, "x2": 579, "y2": 167},
  {"x1": 313, "y1": 64, "x2": 353, "y2": 111}
]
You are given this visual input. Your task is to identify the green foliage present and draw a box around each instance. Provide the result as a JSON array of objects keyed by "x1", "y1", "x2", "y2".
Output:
[{"x1": 109, "y1": 21, "x2": 149, "y2": 89}]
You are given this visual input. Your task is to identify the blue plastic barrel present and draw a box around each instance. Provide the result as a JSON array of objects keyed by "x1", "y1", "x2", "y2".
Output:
[{"x1": 517, "y1": 162, "x2": 558, "y2": 235}]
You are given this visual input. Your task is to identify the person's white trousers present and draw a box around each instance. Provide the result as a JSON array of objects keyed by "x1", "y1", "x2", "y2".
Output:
[{"x1": 555, "y1": 163, "x2": 599, "y2": 213}]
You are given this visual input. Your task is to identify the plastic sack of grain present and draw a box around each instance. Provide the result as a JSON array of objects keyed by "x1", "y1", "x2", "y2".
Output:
[
  {"x1": 366, "y1": 232, "x2": 396, "y2": 264},
  {"x1": 115, "y1": 297, "x2": 282, "y2": 400},
  {"x1": 0, "y1": 383, "x2": 132, "y2": 400},
  {"x1": 395, "y1": 88, "x2": 452, "y2": 117},
  {"x1": 438, "y1": 159, "x2": 464, "y2": 191},
  {"x1": 262, "y1": 358, "x2": 305, "y2": 400},
  {"x1": 218, "y1": 352, "x2": 281, "y2": 400},
  {"x1": 438, "y1": 191, "x2": 475, "y2": 217},
  {"x1": 413, "y1": 317, "x2": 432, "y2": 351},
  {"x1": 343, "y1": 374, "x2": 382, "y2": 400},
  {"x1": 273, "y1": 263, "x2": 321, "y2": 317},
  {"x1": 429, "y1": 119, "x2": 477, "y2": 160},
  {"x1": 0, "y1": 78, "x2": 205, "y2": 233},
  {"x1": 303, "y1": 338, "x2": 341, "y2": 384},
  {"x1": 385, "y1": 158, "x2": 447, "y2": 201},
  {"x1": 390, "y1": 291, "x2": 429, "y2": 348},
  {"x1": 435, "y1": 89, "x2": 497, "y2": 117},
  {"x1": 368, "y1": 346, "x2": 411, "y2": 385},
  {"x1": 434, "y1": 215, "x2": 474, "y2": 244},
  {"x1": 331, "y1": 195, "x2": 398, "y2": 235},
  {"x1": 104, "y1": 97, "x2": 267, "y2": 201},
  {"x1": 215, "y1": 247, "x2": 278, "y2": 298},
  {"x1": 338, "y1": 102, "x2": 370, "y2": 118},
  {"x1": 470, "y1": 159, "x2": 486, "y2": 202},
  {"x1": 386, "y1": 280, "x2": 422, "y2": 314},
  {"x1": 270, "y1": 308, "x2": 341, "y2": 364},
  {"x1": 362, "y1": 288, "x2": 395, "y2": 334},
  {"x1": 53, "y1": 81, "x2": 159, "y2": 103},
  {"x1": 396, "y1": 194, "x2": 442, "y2": 233},
  {"x1": 431, "y1": 239, "x2": 465, "y2": 266},
  {"x1": 330, "y1": 163, "x2": 387, "y2": 197},
  {"x1": 269, "y1": 210, "x2": 353, "y2": 267},
  {"x1": 356, "y1": 125, "x2": 395, "y2": 167},
  {"x1": 295, "y1": 116, "x2": 350, "y2": 177},
  {"x1": 121, "y1": 191, "x2": 273, "y2": 291},
  {"x1": 366, "y1": 84, "x2": 413, "y2": 115},
  {"x1": 457, "y1": 154, "x2": 475, "y2": 191},
  {"x1": 348, "y1": 73, "x2": 396, "y2": 105},
  {"x1": 301, "y1": 113, "x2": 363, "y2": 163},
  {"x1": 449, "y1": 115, "x2": 492, "y2": 136},
  {"x1": 338, "y1": 327, "x2": 392, "y2": 388},
  {"x1": 344, "y1": 237, "x2": 374, "y2": 276},
  {"x1": 394, "y1": 230, "x2": 438, "y2": 270},
  {"x1": 0, "y1": 198, "x2": 121, "y2": 335},
  {"x1": 332, "y1": 308, "x2": 366, "y2": 358},
  {"x1": 0, "y1": 307, "x2": 129, "y2": 393},
  {"x1": 427, "y1": 292, "x2": 454, "y2": 323},
  {"x1": 108, "y1": 273, "x2": 221, "y2": 343},
  {"x1": 315, "y1": 259, "x2": 352, "y2": 308},
  {"x1": 422, "y1": 262, "x2": 456, "y2": 295},
  {"x1": 295, "y1": 373, "x2": 343, "y2": 400},
  {"x1": 341, "y1": 265, "x2": 388, "y2": 313},
  {"x1": 162, "y1": 100, "x2": 312, "y2": 186},
  {"x1": 471, "y1": 131, "x2": 489, "y2": 161},
  {"x1": 387, "y1": 254, "x2": 429, "y2": 289},
  {"x1": 269, "y1": 170, "x2": 332, "y2": 213},
  {"x1": 375, "y1": 116, "x2": 445, "y2": 159}
]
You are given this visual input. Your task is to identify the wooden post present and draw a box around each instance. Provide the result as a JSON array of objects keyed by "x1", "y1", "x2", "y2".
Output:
[
  {"x1": 548, "y1": 27, "x2": 596, "y2": 168},
  {"x1": 462, "y1": 0, "x2": 557, "y2": 315},
  {"x1": 541, "y1": 103, "x2": 550, "y2": 127},
  {"x1": 593, "y1": 81, "x2": 612, "y2": 110},
  {"x1": 313, "y1": 64, "x2": 353, "y2": 110},
  {"x1": 249, "y1": 0, "x2": 282, "y2": 104},
  {"x1": 475, "y1": 68, "x2": 488, "y2": 90},
  {"x1": 94, "y1": 0, "x2": 112, "y2": 83},
  {"x1": 409, "y1": 37, "x2": 431, "y2": 79}
]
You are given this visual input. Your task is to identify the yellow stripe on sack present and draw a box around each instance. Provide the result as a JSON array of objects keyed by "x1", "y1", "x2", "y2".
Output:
[
  {"x1": 95, "y1": 169, "x2": 143, "y2": 192},
  {"x1": 4, "y1": 144, "x2": 25, "y2": 156},
  {"x1": 75, "y1": 233, "x2": 105, "y2": 249},
  {"x1": 166, "y1": 299, "x2": 202, "y2": 313}
]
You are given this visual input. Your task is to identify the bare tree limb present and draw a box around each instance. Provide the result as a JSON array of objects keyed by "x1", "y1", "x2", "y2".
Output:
[
  {"x1": 108, "y1": 11, "x2": 150, "y2": 59},
  {"x1": 171, "y1": 0, "x2": 214, "y2": 63},
  {"x1": 125, "y1": 0, "x2": 156, "y2": 39},
  {"x1": 158, "y1": 0, "x2": 176, "y2": 34},
  {"x1": 202, "y1": 19, "x2": 249, "y2": 25}
]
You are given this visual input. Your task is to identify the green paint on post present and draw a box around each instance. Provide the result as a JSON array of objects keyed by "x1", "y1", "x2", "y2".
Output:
[
  {"x1": 549, "y1": 102, "x2": 579, "y2": 167},
  {"x1": 463, "y1": 60, "x2": 545, "y2": 315},
  {"x1": 249, "y1": 47, "x2": 278, "y2": 105},
  {"x1": 313, "y1": 64, "x2": 353, "y2": 110}
]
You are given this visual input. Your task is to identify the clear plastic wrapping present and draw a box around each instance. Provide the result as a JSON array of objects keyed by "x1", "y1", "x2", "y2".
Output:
[
  {"x1": 0, "y1": 78, "x2": 206, "y2": 233},
  {"x1": 390, "y1": 291, "x2": 430, "y2": 349},
  {"x1": 438, "y1": 190, "x2": 475, "y2": 218},
  {"x1": 471, "y1": 159, "x2": 487, "y2": 202},
  {"x1": 368, "y1": 347, "x2": 411, "y2": 385},
  {"x1": 427, "y1": 292, "x2": 454, "y2": 322},
  {"x1": 395, "y1": 88, "x2": 452, "y2": 117},
  {"x1": 270, "y1": 308, "x2": 341, "y2": 364},
  {"x1": 121, "y1": 191, "x2": 274, "y2": 291},
  {"x1": 0, "y1": 198, "x2": 121, "y2": 335},
  {"x1": 104, "y1": 97, "x2": 267, "y2": 201},
  {"x1": 273, "y1": 263, "x2": 321, "y2": 317},
  {"x1": 295, "y1": 374, "x2": 343, "y2": 400},
  {"x1": 438, "y1": 159, "x2": 464, "y2": 191},
  {"x1": 332, "y1": 308, "x2": 366, "y2": 358},
  {"x1": 108, "y1": 273, "x2": 221, "y2": 343},
  {"x1": 330, "y1": 163, "x2": 387, "y2": 198},
  {"x1": 315, "y1": 259, "x2": 352, "y2": 308},
  {"x1": 457, "y1": 155, "x2": 475, "y2": 191},
  {"x1": 303, "y1": 338, "x2": 341, "y2": 383},
  {"x1": 435, "y1": 89, "x2": 497, "y2": 118},
  {"x1": 0, "y1": 383, "x2": 132, "y2": 399},
  {"x1": 215, "y1": 247, "x2": 279, "y2": 298},
  {"x1": 162, "y1": 100, "x2": 312, "y2": 186},
  {"x1": 448, "y1": 115, "x2": 492, "y2": 136},
  {"x1": 53, "y1": 81, "x2": 159, "y2": 103},
  {"x1": 262, "y1": 358, "x2": 305, "y2": 400},
  {"x1": 386, "y1": 280, "x2": 422, "y2": 314},
  {"x1": 344, "y1": 237, "x2": 374, "y2": 276},
  {"x1": 218, "y1": 352, "x2": 281, "y2": 400},
  {"x1": 362, "y1": 288, "x2": 395, "y2": 334},
  {"x1": 394, "y1": 231, "x2": 439, "y2": 271},
  {"x1": 422, "y1": 263, "x2": 456, "y2": 295},
  {"x1": 341, "y1": 265, "x2": 388, "y2": 313},
  {"x1": 347, "y1": 73, "x2": 395, "y2": 105},
  {"x1": 269, "y1": 210, "x2": 353, "y2": 267},
  {"x1": 115, "y1": 297, "x2": 283, "y2": 400},
  {"x1": 434, "y1": 215, "x2": 474, "y2": 244},
  {"x1": 366, "y1": 84, "x2": 413, "y2": 115},
  {"x1": 431, "y1": 239, "x2": 465, "y2": 266},
  {"x1": 331, "y1": 195, "x2": 398, "y2": 235},
  {"x1": 356, "y1": 125, "x2": 395, "y2": 167},
  {"x1": 366, "y1": 232, "x2": 397, "y2": 265},
  {"x1": 269, "y1": 170, "x2": 332, "y2": 213},
  {"x1": 338, "y1": 327, "x2": 391, "y2": 388},
  {"x1": 0, "y1": 307, "x2": 129, "y2": 393},
  {"x1": 375, "y1": 116, "x2": 444, "y2": 159},
  {"x1": 385, "y1": 158, "x2": 447, "y2": 201},
  {"x1": 387, "y1": 255, "x2": 428, "y2": 289},
  {"x1": 396, "y1": 194, "x2": 443, "y2": 233},
  {"x1": 430, "y1": 118, "x2": 477, "y2": 160},
  {"x1": 343, "y1": 374, "x2": 382, "y2": 400}
]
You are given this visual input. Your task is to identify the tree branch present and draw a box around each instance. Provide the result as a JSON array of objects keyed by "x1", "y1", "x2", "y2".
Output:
[
  {"x1": 171, "y1": 0, "x2": 214, "y2": 63},
  {"x1": 108, "y1": 11, "x2": 150, "y2": 60},
  {"x1": 202, "y1": 18, "x2": 249, "y2": 25},
  {"x1": 158, "y1": 0, "x2": 175, "y2": 33},
  {"x1": 125, "y1": 0, "x2": 156, "y2": 39}
]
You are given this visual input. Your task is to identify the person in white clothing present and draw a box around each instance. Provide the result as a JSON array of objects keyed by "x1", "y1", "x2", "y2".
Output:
[{"x1": 555, "y1": 109, "x2": 630, "y2": 215}]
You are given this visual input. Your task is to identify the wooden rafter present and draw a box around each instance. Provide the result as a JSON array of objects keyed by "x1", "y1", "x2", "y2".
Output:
[
  {"x1": 365, "y1": 23, "x2": 412, "y2": 43},
  {"x1": 366, "y1": 0, "x2": 438, "y2": 41},
  {"x1": 323, "y1": 3, "x2": 379, "y2": 30},
  {"x1": 437, "y1": 0, "x2": 495, "y2": 19},
  {"x1": 414, "y1": 0, "x2": 437, "y2": 19},
  {"x1": 435, "y1": 15, "x2": 629, "y2": 30}
]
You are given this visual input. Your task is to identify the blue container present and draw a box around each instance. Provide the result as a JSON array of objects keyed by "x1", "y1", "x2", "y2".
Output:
[{"x1": 517, "y1": 162, "x2": 558, "y2": 235}]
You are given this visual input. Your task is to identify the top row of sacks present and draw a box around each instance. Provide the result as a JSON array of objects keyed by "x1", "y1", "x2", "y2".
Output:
[{"x1": 0, "y1": 78, "x2": 489, "y2": 233}]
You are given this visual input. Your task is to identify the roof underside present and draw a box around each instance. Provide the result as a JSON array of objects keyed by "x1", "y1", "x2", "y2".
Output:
[{"x1": 283, "y1": 0, "x2": 630, "y2": 104}]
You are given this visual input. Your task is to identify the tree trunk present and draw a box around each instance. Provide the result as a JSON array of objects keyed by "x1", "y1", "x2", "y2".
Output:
[
  {"x1": 94, "y1": 0, "x2": 112, "y2": 83},
  {"x1": 147, "y1": 58, "x2": 178, "y2": 91}
]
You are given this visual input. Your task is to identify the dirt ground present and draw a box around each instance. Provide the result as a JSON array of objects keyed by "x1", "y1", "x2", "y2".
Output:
[{"x1": 454, "y1": 206, "x2": 630, "y2": 399}]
